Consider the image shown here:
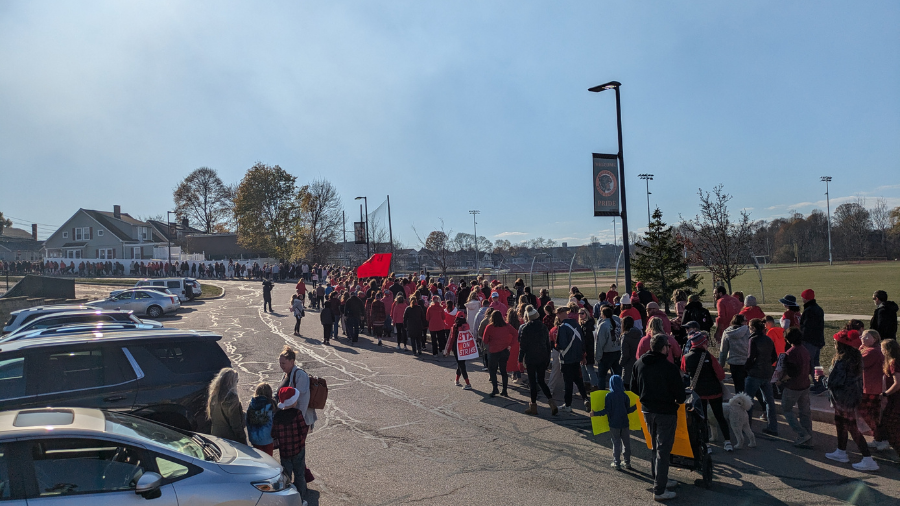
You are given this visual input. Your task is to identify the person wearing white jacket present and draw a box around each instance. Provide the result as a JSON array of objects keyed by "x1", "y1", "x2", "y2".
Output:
[{"x1": 595, "y1": 306, "x2": 622, "y2": 389}]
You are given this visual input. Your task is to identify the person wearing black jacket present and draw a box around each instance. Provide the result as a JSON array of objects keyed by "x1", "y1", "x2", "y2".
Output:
[
  {"x1": 262, "y1": 279, "x2": 274, "y2": 312},
  {"x1": 457, "y1": 281, "x2": 471, "y2": 310},
  {"x1": 871, "y1": 290, "x2": 898, "y2": 341},
  {"x1": 799, "y1": 289, "x2": 825, "y2": 392},
  {"x1": 518, "y1": 305, "x2": 557, "y2": 416},
  {"x1": 632, "y1": 334, "x2": 686, "y2": 501},
  {"x1": 682, "y1": 294, "x2": 713, "y2": 333},
  {"x1": 745, "y1": 318, "x2": 779, "y2": 435},
  {"x1": 403, "y1": 298, "x2": 427, "y2": 355},
  {"x1": 345, "y1": 292, "x2": 365, "y2": 344}
]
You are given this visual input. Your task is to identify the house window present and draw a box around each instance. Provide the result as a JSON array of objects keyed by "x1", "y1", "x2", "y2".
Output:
[
  {"x1": 62, "y1": 232, "x2": 68, "y2": 239},
  {"x1": 138, "y1": 227, "x2": 149, "y2": 241},
  {"x1": 74, "y1": 227, "x2": 90, "y2": 241},
  {"x1": 98, "y1": 230, "x2": 104, "y2": 237},
  {"x1": 65, "y1": 250, "x2": 82, "y2": 259},
  {"x1": 98, "y1": 248, "x2": 114, "y2": 259},
  {"x1": 132, "y1": 247, "x2": 141, "y2": 259}
]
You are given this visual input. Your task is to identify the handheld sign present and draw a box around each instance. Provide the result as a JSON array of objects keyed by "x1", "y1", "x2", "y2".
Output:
[
  {"x1": 639, "y1": 404, "x2": 694, "y2": 458},
  {"x1": 590, "y1": 389, "x2": 642, "y2": 435},
  {"x1": 456, "y1": 328, "x2": 479, "y2": 361}
]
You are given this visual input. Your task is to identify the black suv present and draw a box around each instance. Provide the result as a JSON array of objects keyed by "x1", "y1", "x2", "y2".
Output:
[{"x1": 0, "y1": 329, "x2": 230, "y2": 432}]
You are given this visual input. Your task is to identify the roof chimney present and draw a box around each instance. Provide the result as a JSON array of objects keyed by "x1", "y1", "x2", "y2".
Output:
[
  {"x1": 113, "y1": 205, "x2": 121, "y2": 219},
  {"x1": 32, "y1": 224, "x2": 38, "y2": 241}
]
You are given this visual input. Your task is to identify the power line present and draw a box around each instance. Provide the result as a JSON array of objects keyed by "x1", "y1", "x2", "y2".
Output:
[{"x1": 4, "y1": 215, "x2": 60, "y2": 228}]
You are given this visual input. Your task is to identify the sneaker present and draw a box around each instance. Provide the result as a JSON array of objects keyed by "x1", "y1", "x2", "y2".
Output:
[
  {"x1": 397, "y1": 344, "x2": 401, "y2": 350},
  {"x1": 724, "y1": 441, "x2": 734, "y2": 452},
  {"x1": 759, "y1": 413, "x2": 768, "y2": 422},
  {"x1": 377, "y1": 340, "x2": 383, "y2": 346},
  {"x1": 455, "y1": 380, "x2": 461, "y2": 387},
  {"x1": 871, "y1": 440, "x2": 890, "y2": 451},
  {"x1": 611, "y1": 462, "x2": 622, "y2": 470},
  {"x1": 560, "y1": 405, "x2": 572, "y2": 412},
  {"x1": 825, "y1": 449, "x2": 849, "y2": 463},
  {"x1": 666, "y1": 479, "x2": 678, "y2": 489},
  {"x1": 794, "y1": 434, "x2": 812, "y2": 447},
  {"x1": 463, "y1": 384, "x2": 472, "y2": 390},
  {"x1": 852, "y1": 457, "x2": 879, "y2": 472},
  {"x1": 584, "y1": 400, "x2": 592, "y2": 412},
  {"x1": 762, "y1": 428, "x2": 778, "y2": 437},
  {"x1": 624, "y1": 462, "x2": 634, "y2": 470},
  {"x1": 654, "y1": 490, "x2": 677, "y2": 501}
]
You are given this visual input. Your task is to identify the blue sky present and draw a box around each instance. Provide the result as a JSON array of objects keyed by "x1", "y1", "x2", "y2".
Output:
[{"x1": 1, "y1": 1, "x2": 898, "y2": 246}]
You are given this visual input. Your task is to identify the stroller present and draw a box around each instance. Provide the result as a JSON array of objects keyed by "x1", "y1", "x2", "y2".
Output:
[{"x1": 669, "y1": 390, "x2": 713, "y2": 489}]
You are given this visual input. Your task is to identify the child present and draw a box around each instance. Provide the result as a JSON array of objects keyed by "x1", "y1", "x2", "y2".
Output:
[
  {"x1": 246, "y1": 383, "x2": 277, "y2": 456},
  {"x1": 590, "y1": 374, "x2": 636, "y2": 469},
  {"x1": 272, "y1": 387, "x2": 310, "y2": 501},
  {"x1": 291, "y1": 294, "x2": 305, "y2": 336},
  {"x1": 320, "y1": 297, "x2": 334, "y2": 345}
]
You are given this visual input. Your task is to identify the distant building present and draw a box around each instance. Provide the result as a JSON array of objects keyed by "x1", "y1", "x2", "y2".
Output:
[
  {"x1": 42, "y1": 205, "x2": 170, "y2": 260},
  {"x1": 183, "y1": 233, "x2": 267, "y2": 260},
  {"x1": 0, "y1": 225, "x2": 43, "y2": 262}
]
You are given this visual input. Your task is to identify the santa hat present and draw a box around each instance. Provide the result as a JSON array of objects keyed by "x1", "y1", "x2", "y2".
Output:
[
  {"x1": 277, "y1": 387, "x2": 300, "y2": 409},
  {"x1": 834, "y1": 329, "x2": 861, "y2": 349}
]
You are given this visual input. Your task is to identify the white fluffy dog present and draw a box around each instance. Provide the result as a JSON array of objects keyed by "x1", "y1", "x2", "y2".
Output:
[{"x1": 727, "y1": 392, "x2": 756, "y2": 449}]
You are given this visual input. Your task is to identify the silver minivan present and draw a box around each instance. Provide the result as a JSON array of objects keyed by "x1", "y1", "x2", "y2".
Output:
[
  {"x1": 0, "y1": 407, "x2": 303, "y2": 505},
  {"x1": 135, "y1": 279, "x2": 196, "y2": 302}
]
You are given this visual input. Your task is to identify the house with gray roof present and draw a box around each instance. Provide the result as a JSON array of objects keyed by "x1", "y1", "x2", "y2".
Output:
[
  {"x1": 42, "y1": 205, "x2": 170, "y2": 261},
  {"x1": 0, "y1": 225, "x2": 44, "y2": 262}
]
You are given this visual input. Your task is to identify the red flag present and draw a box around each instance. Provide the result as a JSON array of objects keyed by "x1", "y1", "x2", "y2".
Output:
[{"x1": 356, "y1": 253, "x2": 392, "y2": 278}]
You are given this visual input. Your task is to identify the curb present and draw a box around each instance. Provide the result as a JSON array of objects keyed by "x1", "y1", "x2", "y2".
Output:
[{"x1": 198, "y1": 282, "x2": 226, "y2": 300}]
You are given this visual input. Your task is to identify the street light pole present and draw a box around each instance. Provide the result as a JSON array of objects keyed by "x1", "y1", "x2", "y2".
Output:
[
  {"x1": 166, "y1": 211, "x2": 176, "y2": 272},
  {"x1": 355, "y1": 196, "x2": 369, "y2": 258},
  {"x1": 469, "y1": 210, "x2": 480, "y2": 273},
  {"x1": 821, "y1": 176, "x2": 833, "y2": 266},
  {"x1": 639, "y1": 173, "x2": 654, "y2": 229},
  {"x1": 589, "y1": 81, "x2": 632, "y2": 295}
]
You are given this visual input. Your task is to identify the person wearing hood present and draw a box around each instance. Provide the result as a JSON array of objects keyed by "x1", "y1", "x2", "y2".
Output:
[
  {"x1": 590, "y1": 374, "x2": 637, "y2": 470},
  {"x1": 444, "y1": 309, "x2": 473, "y2": 390},
  {"x1": 871, "y1": 290, "x2": 898, "y2": 341},
  {"x1": 799, "y1": 289, "x2": 826, "y2": 393},
  {"x1": 739, "y1": 295, "x2": 766, "y2": 321},
  {"x1": 682, "y1": 293, "x2": 713, "y2": 333},
  {"x1": 595, "y1": 306, "x2": 622, "y2": 389},
  {"x1": 246, "y1": 383, "x2": 277, "y2": 456},
  {"x1": 519, "y1": 305, "x2": 557, "y2": 416},
  {"x1": 719, "y1": 314, "x2": 751, "y2": 393},
  {"x1": 682, "y1": 331, "x2": 733, "y2": 452},
  {"x1": 465, "y1": 290, "x2": 482, "y2": 329},
  {"x1": 632, "y1": 334, "x2": 686, "y2": 501}
]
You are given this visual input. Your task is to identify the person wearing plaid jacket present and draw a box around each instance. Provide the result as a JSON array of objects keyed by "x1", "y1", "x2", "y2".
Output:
[{"x1": 272, "y1": 387, "x2": 310, "y2": 501}]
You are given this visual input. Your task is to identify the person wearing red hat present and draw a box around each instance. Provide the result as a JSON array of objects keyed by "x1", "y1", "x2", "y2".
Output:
[
  {"x1": 826, "y1": 329, "x2": 879, "y2": 471},
  {"x1": 800, "y1": 289, "x2": 826, "y2": 393}
]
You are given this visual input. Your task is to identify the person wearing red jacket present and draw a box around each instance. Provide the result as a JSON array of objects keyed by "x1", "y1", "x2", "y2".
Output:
[
  {"x1": 715, "y1": 286, "x2": 744, "y2": 342},
  {"x1": 489, "y1": 292, "x2": 508, "y2": 317},
  {"x1": 426, "y1": 296, "x2": 448, "y2": 356},
  {"x1": 739, "y1": 295, "x2": 766, "y2": 322},
  {"x1": 444, "y1": 310, "x2": 473, "y2": 390},
  {"x1": 483, "y1": 311, "x2": 516, "y2": 397}
]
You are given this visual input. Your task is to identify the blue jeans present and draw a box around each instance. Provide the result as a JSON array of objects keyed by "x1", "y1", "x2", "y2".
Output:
[
  {"x1": 802, "y1": 342, "x2": 822, "y2": 375},
  {"x1": 332, "y1": 320, "x2": 339, "y2": 338},
  {"x1": 745, "y1": 376, "x2": 777, "y2": 432},
  {"x1": 280, "y1": 448, "x2": 307, "y2": 499},
  {"x1": 581, "y1": 363, "x2": 599, "y2": 388}
]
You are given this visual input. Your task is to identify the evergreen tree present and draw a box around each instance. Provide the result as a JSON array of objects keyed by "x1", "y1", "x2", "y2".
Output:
[{"x1": 632, "y1": 208, "x2": 702, "y2": 312}]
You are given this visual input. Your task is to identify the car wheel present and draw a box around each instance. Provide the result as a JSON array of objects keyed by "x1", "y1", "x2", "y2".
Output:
[{"x1": 147, "y1": 305, "x2": 163, "y2": 318}]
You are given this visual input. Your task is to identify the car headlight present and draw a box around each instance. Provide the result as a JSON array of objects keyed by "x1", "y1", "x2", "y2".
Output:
[{"x1": 252, "y1": 473, "x2": 290, "y2": 492}]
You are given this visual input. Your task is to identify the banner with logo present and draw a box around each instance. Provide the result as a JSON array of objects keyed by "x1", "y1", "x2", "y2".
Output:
[
  {"x1": 354, "y1": 222, "x2": 366, "y2": 244},
  {"x1": 592, "y1": 153, "x2": 620, "y2": 217},
  {"x1": 456, "y1": 328, "x2": 479, "y2": 361}
]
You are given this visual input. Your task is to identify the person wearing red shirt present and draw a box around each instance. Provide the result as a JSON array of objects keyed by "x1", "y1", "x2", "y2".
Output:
[
  {"x1": 489, "y1": 292, "x2": 508, "y2": 317},
  {"x1": 859, "y1": 329, "x2": 887, "y2": 450},
  {"x1": 483, "y1": 311, "x2": 516, "y2": 397},
  {"x1": 619, "y1": 295, "x2": 643, "y2": 333},
  {"x1": 740, "y1": 295, "x2": 766, "y2": 321},
  {"x1": 606, "y1": 284, "x2": 619, "y2": 307},
  {"x1": 765, "y1": 316, "x2": 786, "y2": 356},
  {"x1": 426, "y1": 296, "x2": 448, "y2": 356},
  {"x1": 714, "y1": 286, "x2": 744, "y2": 342}
]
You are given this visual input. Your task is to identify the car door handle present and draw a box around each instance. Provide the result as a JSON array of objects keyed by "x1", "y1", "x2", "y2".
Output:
[{"x1": 104, "y1": 395, "x2": 127, "y2": 402}]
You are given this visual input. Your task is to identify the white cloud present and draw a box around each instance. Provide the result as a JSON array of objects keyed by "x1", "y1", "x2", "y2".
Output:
[{"x1": 494, "y1": 231, "x2": 527, "y2": 238}]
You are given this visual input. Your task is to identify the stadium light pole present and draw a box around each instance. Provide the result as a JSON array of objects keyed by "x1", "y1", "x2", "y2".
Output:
[
  {"x1": 589, "y1": 80, "x2": 632, "y2": 295},
  {"x1": 639, "y1": 173, "x2": 654, "y2": 229},
  {"x1": 166, "y1": 210, "x2": 177, "y2": 267},
  {"x1": 821, "y1": 176, "x2": 833, "y2": 266},
  {"x1": 355, "y1": 196, "x2": 369, "y2": 258},
  {"x1": 469, "y1": 210, "x2": 480, "y2": 273}
]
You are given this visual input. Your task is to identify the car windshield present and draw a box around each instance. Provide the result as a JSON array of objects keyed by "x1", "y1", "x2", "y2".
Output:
[{"x1": 104, "y1": 411, "x2": 209, "y2": 460}]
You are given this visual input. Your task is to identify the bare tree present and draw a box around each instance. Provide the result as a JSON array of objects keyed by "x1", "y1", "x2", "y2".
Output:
[
  {"x1": 834, "y1": 199, "x2": 872, "y2": 259},
  {"x1": 871, "y1": 197, "x2": 890, "y2": 253},
  {"x1": 296, "y1": 179, "x2": 343, "y2": 263},
  {"x1": 173, "y1": 167, "x2": 232, "y2": 233},
  {"x1": 680, "y1": 185, "x2": 754, "y2": 293},
  {"x1": 413, "y1": 219, "x2": 453, "y2": 276}
]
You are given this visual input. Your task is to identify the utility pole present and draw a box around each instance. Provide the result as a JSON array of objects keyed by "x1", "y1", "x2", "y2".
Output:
[
  {"x1": 639, "y1": 174, "x2": 654, "y2": 229},
  {"x1": 821, "y1": 176, "x2": 833, "y2": 266},
  {"x1": 469, "y1": 210, "x2": 480, "y2": 273},
  {"x1": 386, "y1": 195, "x2": 394, "y2": 272}
]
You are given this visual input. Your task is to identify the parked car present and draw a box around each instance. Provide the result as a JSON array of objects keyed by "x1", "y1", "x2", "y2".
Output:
[
  {"x1": 3, "y1": 305, "x2": 91, "y2": 335},
  {"x1": 0, "y1": 328, "x2": 230, "y2": 431},
  {"x1": 87, "y1": 289, "x2": 179, "y2": 318},
  {"x1": 111, "y1": 285, "x2": 175, "y2": 298},
  {"x1": 1, "y1": 309, "x2": 162, "y2": 340},
  {"x1": 135, "y1": 278, "x2": 199, "y2": 302},
  {"x1": 0, "y1": 407, "x2": 302, "y2": 505},
  {"x1": 0, "y1": 322, "x2": 163, "y2": 342}
]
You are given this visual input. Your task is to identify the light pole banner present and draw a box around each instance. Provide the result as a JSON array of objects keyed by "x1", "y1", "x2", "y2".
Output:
[
  {"x1": 593, "y1": 153, "x2": 620, "y2": 217},
  {"x1": 354, "y1": 222, "x2": 366, "y2": 244}
]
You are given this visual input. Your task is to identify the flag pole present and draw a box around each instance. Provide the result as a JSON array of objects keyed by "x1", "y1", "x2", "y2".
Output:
[{"x1": 387, "y1": 194, "x2": 394, "y2": 274}]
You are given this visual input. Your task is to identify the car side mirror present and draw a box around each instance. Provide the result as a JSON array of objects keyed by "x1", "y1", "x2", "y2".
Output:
[{"x1": 134, "y1": 471, "x2": 163, "y2": 499}]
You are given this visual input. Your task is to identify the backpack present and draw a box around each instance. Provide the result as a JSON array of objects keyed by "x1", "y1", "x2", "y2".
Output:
[
  {"x1": 308, "y1": 376, "x2": 328, "y2": 410},
  {"x1": 247, "y1": 402, "x2": 273, "y2": 427},
  {"x1": 696, "y1": 307, "x2": 713, "y2": 331}
]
